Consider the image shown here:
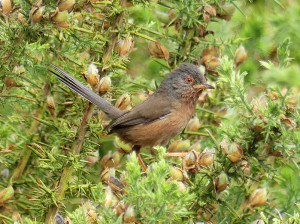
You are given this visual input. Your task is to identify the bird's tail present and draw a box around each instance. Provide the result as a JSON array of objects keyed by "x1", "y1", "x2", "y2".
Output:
[{"x1": 49, "y1": 64, "x2": 124, "y2": 120}]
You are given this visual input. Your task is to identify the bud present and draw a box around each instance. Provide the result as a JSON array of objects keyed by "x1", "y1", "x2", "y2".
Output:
[
  {"x1": 183, "y1": 151, "x2": 198, "y2": 170},
  {"x1": 149, "y1": 41, "x2": 169, "y2": 61},
  {"x1": 87, "y1": 150, "x2": 99, "y2": 166},
  {"x1": 216, "y1": 4, "x2": 236, "y2": 21},
  {"x1": 114, "y1": 136, "x2": 132, "y2": 153},
  {"x1": 46, "y1": 95, "x2": 56, "y2": 117},
  {"x1": 86, "y1": 63, "x2": 99, "y2": 86},
  {"x1": 234, "y1": 45, "x2": 247, "y2": 67},
  {"x1": 58, "y1": 0, "x2": 75, "y2": 11},
  {"x1": 100, "y1": 151, "x2": 122, "y2": 169},
  {"x1": 50, "y1": 8, "x2": 69, "y2": 28},
  {"x1": 241, "y1": 160, "x2": 250, "y2": 175},
  {"x1": 201, "y1": 46, "x2": 220, "y2": 58},
  {"x1": 124, "y1": 205, "x2": 136, "y2": 223},
  {"x1": 99, "y1": 76, "x2": 111, "y2": 94},
  {"x1": 105, "y1": 186, "x2": 117, "y2": 207},
  {"x1": 177, "y1": 182, "x2": 186, "y2": 192},
  {"x1": 0, "y1": 186, "x2": 14, "y2": 204},
  {"x1": 169, "y1": 166, "x2": 185, "y2": 181},
  {"x1": 215, "y1": 171, "x2": 229, "y2": 193},
  {"x1": 198, "y1": 148, "x2": 215, "y2": 166},
  {"x1": 0, "y1": 0, "x2": 11, "y2": 15},
  {"x1": 202, "y1": 4, "x2": 217, "y2": 23},
  {"x1": 29, "y1": 1, "x2": 45, "y2": 25},
  {"x1": 168, "y1": 139, "x2": 190, "y2": 152},
  {"x1": 186, "y1": 116, "x2": 200, "y2": 132},
  {"x1": 249, "y1": 188, "x2": 267, "y2": 207},
  {"x1": 17, "y1": 13, "x2": 27, "y2": 24},
  {"x1": 115, "y1": 93, "x2": 131, "y2": 110},
  {"x1": 200, "y1": 55, "x2": 220, "y2": 74},
  {"x1": 115, "y1": 37, "x2": 135, "y2": 57},
  {"x1": 227, "y1": 142, "x2": 243, "y2": 163}
]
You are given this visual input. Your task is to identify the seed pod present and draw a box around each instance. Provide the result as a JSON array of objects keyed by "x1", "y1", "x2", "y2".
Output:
[
  {"x1": 100, "y1": 151, "x2": 122, "y2": 169},
  {"x1": 169, "y1": 166, "x2": 185, "y2": 181},
  {"x1": 58, "y1": 0, "x2": 75, "y2": 11},
  {"x1": 100, "y1": 167, "x2": 115, "y2": 183},
  {"x1": 115, "y1": 37, "x2": 135, "y2": 57},
  {"x1": 234, "y1": 45, "x2": 247, "y2": 67},
  {"x1": 156, "y1": 10, "x2": 171, "y2": 24},
  {"x1": 50, "y1": 8, "x2": 69, "y2": 28},
  {"x1": 86, "y1": 63, "x2": 99, "y2": 86},
  {"x1": 183, "y1": 151, "x2": 198, "y2": 170},
  {"x1": 17, "y1": 13, "x2": 27, "y2": 24},
  {"x1": 0, "y1": 186, "x2": 14, "y2": 204},
  {"x1": 216, "y1": 4, "x2": 236, "y2": 21},
  {"x1": 29, "y1": 1, "x2": 45, "y2": 25},
  {"x1": 99, "y1": 76, "x2": 111, "y2": 94},
  {"x1": 177, "y1": 182, "x2": 186, "y2": 192},
  {"x1": 114, "y1": 136, "x2": 132, "y2": 153},
  {"x1": 202, "y1": 4, "x2": 217, "y2": 23},
  {"x1": 87, "y1": 150, "x2": 99, "y2": 166},
  {"x1": 107, "y1": 175, "x2": 125, "y2": 194},
  {"x1": 200, "y1": 55, "x2": 220, "y2": 69},
  {"x1": 168, "y1": 139, "x2": 191, "y2": 152},
  {"x1": 227, "y1": 142, "x2": 243, "y2": 163},
  {"x1": 186, "y1": 116, "x2": 200, "y2": 132},
  {"x1": 189, "y1": 141, "x2": 201, "y2": 151},
  {"x1": 124, "y1": 205, "x2": 136, "y2": 223},
  {"x1": 46, "y1": 95, "x2": 56, "y2": 117},
  {"x1": 115, "y1": 93, "x2": 131, "y2": 110},
  {"x1": 198, "y1": 148, "x2": 215, "y2": 166},
  {"x1": 241, "y1": 160, "x2": 250, "y2": 175},
  {"x1": 249, "y1": 188, "x2": 267, "y2": 207},
  {"x1": 215, "y1": 171, "x2": 229, "y2": 193},
  {"x1": 201, "y1": 46, "x2": 220, "y2": 57},
  {"x1": 105, "y1": 186, "x2": 117, "y2": 207},
  {"x1": 149, "y1": 41, "x2": 169, "y2": 61},
  {"x1": 1, "y1": 0, "x2": 11, "y2": 15},
  {"x1": 268, "y1": 91, "x2": 279, "y2": 100}
]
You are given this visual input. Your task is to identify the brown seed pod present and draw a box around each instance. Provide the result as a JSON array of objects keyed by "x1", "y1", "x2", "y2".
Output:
[
  {"x1": 1, "y1": 0, "x2": 12, "y2": 15},
  {"x1": 50, "y1": 8, "x2": 69, "y2": 28},
  {"x1": 202, "y1": 4, "x2": 217, "y2": 23},
  {"x1": 86, "y1": 63, "x2": 99, "y2": 86},
  {"x1": 87, "y1": 150, "x2": 99, "y2": 166},
  {"x1": 216, "y1": 4, "x2": 236, "y2": 21},
  {"x1": 17, "y1": 13, "x2": 27, "y2": 24},
  {"x1": 57, "y1": 0, "x2": 75, "y2": 11},
  {"x1": 234, "y1": 45, "x2": 247, "y2": 67},
  {"x1": 0, "y1": 186, "x2": 14, "y2": 204},
  {"x1": 241, "y1": 160, "x2": 250, "y2": 175},
  {"x1": 227, "y1": 142, "x2": 243, "y2": 163},
  {"x1": 4, "y1": 77, "x2": 23, "y2": 88},
  {"x1": 169, "y1": 166, "x2": 187, "y2": 181},
  {"x1": 99, "y1": 76, "x2": 111, "y2": 94},
  {"x1": 124, "y1": 205, "x2": 136, "y2": 223},
  {"x1": 115, "y1": 37, "x2": 135, "y2": 57},
  {"x1": 29, "y1": 0, "x2": 45, "y2": 25},
  {"x1": 149, "y1": 41, "x2": 169, "y2": 61},
  {"x1": 115, "y1": 93, "x2": 131, "y2": 110},
  {"x1": 168, "y1": 139, "x2": 191, "y2": 152},
  {"x1": 198, "y1": 148, "x2": 215, "y2": 166},
  {"x1": 104, "y1": 186, "x2": 118, "y2": 208},
  {"x1": 200, "y1": 55, "x2": 220, "y2": 74},
  {"x1": 201, "y1": 46, "x2": 220, "y2": 58},
  {"x1": 215, "y1": 171, "x2": 229, "y2": 193},
  {"x1": 183, "y1": 151, "x2": 198, "y2": 170},
  {"x1": 249, "y1": 188, "x2": 267, "y2": 207},
  {"x1": 46, "y1": 95, "x2": 56, "y2": 117},
  {"x1": 186, "y1": 116, "x2": 200, "y2": 132}
]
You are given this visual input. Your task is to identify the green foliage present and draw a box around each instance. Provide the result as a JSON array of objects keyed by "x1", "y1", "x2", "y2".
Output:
[{"x1": 0, "y1": 0, "x2": 299, "y2": 223}]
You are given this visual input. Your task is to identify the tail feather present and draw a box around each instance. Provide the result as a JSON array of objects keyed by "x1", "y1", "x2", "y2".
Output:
[{"x1": 49, "y1": 64, "x2": 124, "y2": 120}]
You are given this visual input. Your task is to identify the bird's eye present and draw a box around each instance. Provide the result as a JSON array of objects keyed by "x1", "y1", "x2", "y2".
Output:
[{"x1": 185, "y1": 76, "x2": 194, "y2": 84}]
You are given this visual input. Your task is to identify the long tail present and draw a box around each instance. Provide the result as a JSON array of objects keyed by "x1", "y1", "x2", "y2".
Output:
[{"x1": 49, "y1": 64, "x2": 124, "y2": 120}]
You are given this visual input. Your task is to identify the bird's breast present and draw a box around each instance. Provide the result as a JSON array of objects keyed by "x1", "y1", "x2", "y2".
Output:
[{"x1": 115, "y1": 102, "x2": 196, "y2": 147}]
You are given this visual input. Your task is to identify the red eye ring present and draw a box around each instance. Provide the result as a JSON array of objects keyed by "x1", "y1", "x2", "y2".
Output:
[{"x1": 185, "y1": 76, "x2": 194, "y2": 84}]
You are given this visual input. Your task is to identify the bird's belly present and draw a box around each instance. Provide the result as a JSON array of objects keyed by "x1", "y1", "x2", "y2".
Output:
[{"x1": 115, "y1": 107, "x2": 194, "y2": 147}]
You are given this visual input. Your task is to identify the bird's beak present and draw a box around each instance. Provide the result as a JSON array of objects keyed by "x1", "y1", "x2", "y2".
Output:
[{"x1": 193, "y1": 83, "x2": 215, "y2": 90}]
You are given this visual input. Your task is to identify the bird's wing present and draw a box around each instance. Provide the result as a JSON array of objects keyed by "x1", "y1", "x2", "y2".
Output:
[
  {"x1": 49, "y1": 64, "x2": 124, "y2": 120},
  {"x1": 106, "y1": 93, "x2": 173, "y2": 130}
]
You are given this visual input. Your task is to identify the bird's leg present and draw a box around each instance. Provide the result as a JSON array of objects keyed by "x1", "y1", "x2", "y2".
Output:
[{"x1": 132, "y1": 145, "x2": 147, "y2": 172}]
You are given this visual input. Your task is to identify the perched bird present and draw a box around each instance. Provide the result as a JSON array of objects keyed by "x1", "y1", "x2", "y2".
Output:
[{"x1": 50, "y1": 63, "x2": 214, "y2": 170}]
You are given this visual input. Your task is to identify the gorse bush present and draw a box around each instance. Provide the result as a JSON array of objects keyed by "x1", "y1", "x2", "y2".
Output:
[{"x1": 0, "y1": 0, "x2": 299, "y2": 223}]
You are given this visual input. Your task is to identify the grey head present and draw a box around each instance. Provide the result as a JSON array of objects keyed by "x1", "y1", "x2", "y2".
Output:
[{"x1": 157, "y1": 63, "x2": 214, "y2": 100}]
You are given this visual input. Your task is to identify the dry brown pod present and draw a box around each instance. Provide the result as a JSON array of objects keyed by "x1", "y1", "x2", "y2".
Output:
[
  {"x1": 46, "y1": 95, "x2": 56, "y2": 117},
  {"x1": 249, "y1": 188, "x2": 267, "y2": 207},
  {"x1": 115, "y1": 93, "x2": 131, "y2": 110},
  {"x1": 29, "y1": 0, "x2": 45, "y2": 25},
  {"x1": 115, "y1": 37, "x2": 135, "y2": 57},
  {"x1": 99, "y1": 76, "x2": 111, "y2": 94},
  {"x1": 215, "y1": 171, "x2": 229, "y2": 193},
  {"x1": 57, "y1": 0, "x2": 75, "y2": 11},
  {"x1": 50, "y1": 8, "x2": 69, "y2": 28},
  {"x1": 201, "y1": 46, "x2": 220, "y2": 58},
  {"x1": 168, "y1": 139, "x2": 190, "y2": 152},
  {"x1": 186, "y1": 116, "x2": 200, "y2": 132},
  {"x1": 149, "y1": 41, "x2": 169, "y2": 61},
  {"x1": 234, "y1": 45, "x2": 247, "y2": 67},
  {"x1": 4, "y1": 77, "x2": 23, "y2": 88},
  {"x1": 86, "y1": 63, "x2": 99, "y2": 86},
  {"x1": 1, "y1": 0, "x2": 12, "y2": 15}
]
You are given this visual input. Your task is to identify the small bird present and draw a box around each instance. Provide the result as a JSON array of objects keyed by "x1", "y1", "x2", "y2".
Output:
[{"x1": 50, "y1": 63, "x2": 214, "y2": 170}]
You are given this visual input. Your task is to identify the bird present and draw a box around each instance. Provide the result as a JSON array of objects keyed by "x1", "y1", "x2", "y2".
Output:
[{"x1": 49, "y1": 63, "x2": 214, "y2": 171}]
